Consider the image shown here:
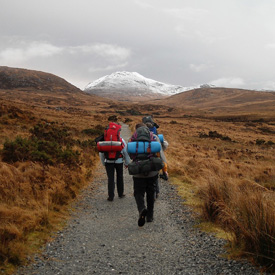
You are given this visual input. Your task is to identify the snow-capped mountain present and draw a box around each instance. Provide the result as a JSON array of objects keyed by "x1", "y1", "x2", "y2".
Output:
[{"x1": 84, "y1": 71, "x2": 208, "y2": 100}]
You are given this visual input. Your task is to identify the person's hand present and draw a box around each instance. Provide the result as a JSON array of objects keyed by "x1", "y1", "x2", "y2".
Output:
[
  {"x1": 160, "y1": 172, "x2": 168, "y2": 180},
  {"x1": 124, "y1": 165, "x2": 128, "y2": 169}
]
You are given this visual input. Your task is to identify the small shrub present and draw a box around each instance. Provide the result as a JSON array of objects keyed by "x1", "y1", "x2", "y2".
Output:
[
  {"x1": 30, "y1": 123, "x2": 73, "y2": 146},
  {"x1": 126, "y1": 109, "x2": 141, "y2": 115},
  {"x1": 124, "y1": 117, "x2": 133, "y2": 123},
  {"x1": 199, "y1": 131, "x2": 232, "y2": 142},
  {"x1": 81, "y1": 128, "x2": 103, "y2": 136},
  {"x1": 2, "y1": 137, "x2": 36, "y2": 162},
  {"x1": 199, "y1": 132, "x2": 208, "y2": 138},
  {"x1": 256, "y1": 139, "x2": 265, "y2": 145},
  {"x1": 108, "y1": 115, "x2": 118, "y2": 121},
  {"x1": 58, "y1": 149, "x2": 80, "y2": 166},
  {"x1": 80, "y1": 139, "x2": 96, "y2": 148},
  {"x1": 31, "y1": 150, "x2": 53, "y2": 165}
]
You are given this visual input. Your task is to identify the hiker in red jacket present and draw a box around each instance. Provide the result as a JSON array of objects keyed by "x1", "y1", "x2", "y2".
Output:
[{"x1": 98, "y1": 123, "x2": 131, "y2": 201}]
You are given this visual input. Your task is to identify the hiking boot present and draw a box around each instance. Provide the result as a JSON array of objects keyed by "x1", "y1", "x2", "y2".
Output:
[
  {"x1": 138, "y1": 208, "x2": 147, "y2": 227},
  {"x1": 119, "y1": 194, "x2": 125, "y2": 198},
  {"x1": 146, "y1": 217, "x2": 154, "y2": 222},
  {"x1": 107, "y1": 197, "x2": 113, "y2": 201}
]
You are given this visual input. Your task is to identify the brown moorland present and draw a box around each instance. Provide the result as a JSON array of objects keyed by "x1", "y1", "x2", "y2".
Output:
[
  {"x1": 154, "y1": 87, "x2": 275, "y2": 114},
  {"x1": 0, "y1": 67, "x2": 274, "y2": 273}
]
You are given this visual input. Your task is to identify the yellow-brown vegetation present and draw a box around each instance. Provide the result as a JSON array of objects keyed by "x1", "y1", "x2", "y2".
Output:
[
  {"x1": 0, "y1": 67, "x2": 274, "y2": 272},
  {"x1": 0, "y1": 97, "x2": 111, "y2": 273},
  {"x1": 150, "y1": 115, "x2": 275, "y2": 272},
  {"x1": 125, "y1": 109, "x2": 275, "y2": 271}
]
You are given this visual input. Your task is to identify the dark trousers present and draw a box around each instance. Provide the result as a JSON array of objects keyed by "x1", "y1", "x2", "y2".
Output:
[
  {"x1": 155, "y1": 178, "x2": 160, "y2": 194},
  {"x1": 133, "y1": 175, "x2": 158, "y2": 219},
  {"x1": 105, "y1": 162, "x2": 124, "y2": 199}
]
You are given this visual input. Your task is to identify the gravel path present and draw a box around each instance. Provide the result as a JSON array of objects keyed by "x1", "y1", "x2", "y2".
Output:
[{"x1": 15, "y1": 123, "x2": 261, "y2": 275}]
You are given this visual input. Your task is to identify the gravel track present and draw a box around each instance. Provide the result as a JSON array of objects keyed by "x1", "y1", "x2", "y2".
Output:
[{"x1": 15, "y1": 123, "x2": 261, "y2": 275}]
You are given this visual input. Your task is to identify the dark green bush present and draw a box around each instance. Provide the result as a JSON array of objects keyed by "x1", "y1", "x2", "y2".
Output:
[
  {"x1": 256, "y1": 139, "x2": 265, "y2": 145},
  {"x1": 1, "y1": 123, "x2": 81, "y2": 166},
  {"x1": 30, "y1": 123, "x2": 72, "y2": 145},
  {"x1": 58, "y1": 149, "x2": 80, "y2": 166},
  {"x1": 81, "y1": 128, "x2": 103, "y2": 136},
  {"x1": 266, "y1": 140, "x2": 274, "y2": 146},
  {"x1": 108, "y1": 115, "x2": 118, "y2": 121},
  {"x1": 80, "y1": 139, "x2": 96, "y2": 148},
  {"x1": 124, "y1": 118, "x2": 133, "y2": 123},
  {"x1": 31, "y1": 150, "x2": 53, "y2": 164},
  {"x1": 2, "y1": 137, "x2": 36, "y2": 162}
]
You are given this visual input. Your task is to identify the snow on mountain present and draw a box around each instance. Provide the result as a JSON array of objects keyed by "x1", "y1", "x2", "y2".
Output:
[{"x1": 84, "y1": 71, "x2": 207, "y2": 98}]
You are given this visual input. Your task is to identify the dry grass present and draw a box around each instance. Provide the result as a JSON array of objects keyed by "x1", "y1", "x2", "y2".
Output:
[
  {"x1": 127, "y1": 111, "x2": 275, "y2": 271},
  {"x1": 1, "y1": 84, "x2": 275, "y2": 273},
  {"x1": 0, "y1": 98, "x2": 110, "y2": 273},
  {"x1": 151, "y1": 115, "x2": 275, "y2": 272}
]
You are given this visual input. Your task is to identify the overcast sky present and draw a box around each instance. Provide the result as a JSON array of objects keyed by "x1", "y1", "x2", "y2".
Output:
[{"x1": 1, "y1": 0, "x2": 275, "y2": 90}]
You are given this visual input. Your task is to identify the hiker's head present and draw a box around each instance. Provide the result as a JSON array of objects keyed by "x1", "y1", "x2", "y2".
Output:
[
  {"x1": 142, "y1": 116, "x2": 154, "y2": 124},
  {"x1": 145, "y1": 122, "x2": 154, "y2": 129},
  {"x1": 135, "y1": 123, "x2": 146, "y2": 129}
]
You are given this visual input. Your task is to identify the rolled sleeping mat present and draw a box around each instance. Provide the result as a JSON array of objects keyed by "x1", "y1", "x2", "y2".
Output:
[
  {"x1": 127, "y1": 141, "x2": 161, "y2": 154},
  {"x1": 158, "y1": 134, "x2": 164, "y2": 143},
  {"x1": 97, "y1": 141, "x2": 124, "y2": 152}
]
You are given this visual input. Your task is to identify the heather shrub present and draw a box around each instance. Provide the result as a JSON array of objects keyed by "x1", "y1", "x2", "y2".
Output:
[{"x1": 1, "y1": 124, "x2": 81, "y2": 166}]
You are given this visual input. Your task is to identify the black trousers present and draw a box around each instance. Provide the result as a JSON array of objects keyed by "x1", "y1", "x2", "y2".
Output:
[
  {"x1": 105, "y1": 162, "x2": 124, "y2": 199},
  {"x1": 133, "y1": 175, "x2": 158, "y2": 219}
]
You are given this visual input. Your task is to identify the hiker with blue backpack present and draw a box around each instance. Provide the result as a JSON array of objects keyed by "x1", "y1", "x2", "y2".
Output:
[
  {"x1": 127, "y1": 123, "x2": 168, "y2": 227},
  {"x1": 142, "y1": 116, "x2": 169, "y2": 198},
  {"x1": 97, "y1": 122, "x2": 131, "y2": 201}
]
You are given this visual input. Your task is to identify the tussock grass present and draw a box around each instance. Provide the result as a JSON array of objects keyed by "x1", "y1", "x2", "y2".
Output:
[{"x1": 155, "y1": 115, "x2": 275, "y2": 271}]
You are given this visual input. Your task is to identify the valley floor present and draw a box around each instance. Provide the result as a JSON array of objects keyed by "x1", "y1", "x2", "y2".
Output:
[{"x1": 14, "y1": 124, "x2": 261, "y2": 275}]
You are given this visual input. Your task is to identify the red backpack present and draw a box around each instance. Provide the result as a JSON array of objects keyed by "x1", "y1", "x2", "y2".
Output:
[{"x1": 97, "y1": 122, "x2": 125, "y2": 160}]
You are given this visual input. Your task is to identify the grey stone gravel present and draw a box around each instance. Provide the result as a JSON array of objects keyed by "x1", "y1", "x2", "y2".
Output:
[{"x1": 14, "y1": 123, "x2": 262, "y2": 275}]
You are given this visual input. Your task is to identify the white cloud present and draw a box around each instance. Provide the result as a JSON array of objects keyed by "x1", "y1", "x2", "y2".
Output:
[
  {"x1": 265, "y1": 43, "x2": 275, "y2": 49},
  {"x1": 210, "y1": 77, "x2": 245, "y2": 88},
  {"x1": 133, "y1": 0, "x2": 154, "y2": 10},
  {"x1": 68, "y1": 43, "x2": 131, "y2": 61},
  {"x1": 88, "y1": 44, "x2": 131, "y2": 60},
  {"x1": 261, "y1": 81, "x2": 275, "y2": 90},
  {"x1": 0, "y1": 41, "x2": 62, "y2": 64},
  {"x1": 164, "y1": 7, "x2": 208, "y2": 21},
  {"x1": 1, "y1": 1, "x2": 275, "y2": 90},
  {"x1": 88, "y1": 62, "x2": 128, "y2": 73},
  {"x1": 190, "y1": 63, "x2": 208, "y2": 73}
]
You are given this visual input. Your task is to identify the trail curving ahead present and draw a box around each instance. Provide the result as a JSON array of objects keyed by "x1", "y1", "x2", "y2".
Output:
[{"x1": 15, "y1": 123, "x2": 260, "y2": 275}]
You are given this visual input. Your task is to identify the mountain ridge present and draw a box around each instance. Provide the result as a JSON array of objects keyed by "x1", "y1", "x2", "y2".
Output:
[
  {"x1": 84, "y1": 71, "x2": 207, "y2": 100},
  {"x1": 154, "y1": 87, "x2": 275, "y2": 113}
]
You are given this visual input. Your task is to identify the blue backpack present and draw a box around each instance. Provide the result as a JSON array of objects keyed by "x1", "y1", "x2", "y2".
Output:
[{"x1": 127, "y1": 126, "x2": 164, "y2": 175}]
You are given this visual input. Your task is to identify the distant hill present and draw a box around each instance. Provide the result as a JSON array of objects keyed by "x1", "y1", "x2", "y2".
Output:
[
  {"x1": 84, "y1": 71, "x2": 204, "y2": 101},
  {"x1": 0, "y1": 66, "x2": 111, "y2": 107},
  {"x1": 0, "y1": 66, "x2": 81, "y2": 93},
  {"x1": 154, "y1": 87, "x2": 275, "y2": 113}
]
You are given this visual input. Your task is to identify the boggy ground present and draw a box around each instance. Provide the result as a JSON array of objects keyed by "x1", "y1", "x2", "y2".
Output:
[{"x1": 14, "y1": 124, "x2": 260, "y2": 275}]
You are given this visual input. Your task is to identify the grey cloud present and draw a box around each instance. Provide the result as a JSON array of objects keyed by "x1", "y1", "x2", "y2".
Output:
[{"x1": 1, "y1": 0, "x2": 275, "y2": 90}]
